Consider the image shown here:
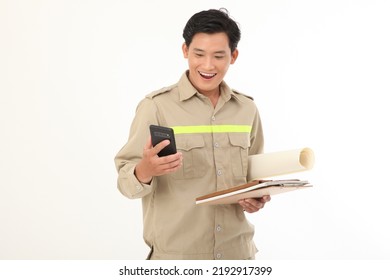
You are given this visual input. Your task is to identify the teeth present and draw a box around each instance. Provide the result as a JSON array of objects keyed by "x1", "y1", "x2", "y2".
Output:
[{"x1": 199, "y1": 72, "x2": 216, "y2": 77}]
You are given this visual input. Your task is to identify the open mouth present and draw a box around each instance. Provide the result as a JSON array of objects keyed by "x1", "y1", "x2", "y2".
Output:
[{"x1": 199, "y1": 71, "x2": 217, "y2": 80}]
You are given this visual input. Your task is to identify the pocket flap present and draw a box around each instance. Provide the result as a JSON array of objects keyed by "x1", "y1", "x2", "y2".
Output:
[
  {"x1": 176, "y1": 135, "x2": 205, "y2": 151},
  {"x1": 228, "y1": 133, "x2": 250, "y2": 149}
]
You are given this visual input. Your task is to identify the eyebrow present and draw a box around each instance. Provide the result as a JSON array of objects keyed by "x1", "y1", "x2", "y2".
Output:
[{"x1": 193, "y1": 48, "x2": 227, "y2": 54}]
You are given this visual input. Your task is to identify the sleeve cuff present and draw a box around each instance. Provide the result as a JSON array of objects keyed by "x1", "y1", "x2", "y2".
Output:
[{"x1": 118, "y1": 164, "x2": 153, "y2": 199}]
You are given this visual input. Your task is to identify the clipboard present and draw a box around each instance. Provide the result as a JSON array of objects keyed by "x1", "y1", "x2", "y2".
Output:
[{"x1": 195, "y1": 179, "x2": 312, "y2": 205}]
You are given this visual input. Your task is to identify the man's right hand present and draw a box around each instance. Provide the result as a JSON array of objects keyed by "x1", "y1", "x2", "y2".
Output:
[{"x1": 135, "y1": 136, "x2": 183, "y2": 184}]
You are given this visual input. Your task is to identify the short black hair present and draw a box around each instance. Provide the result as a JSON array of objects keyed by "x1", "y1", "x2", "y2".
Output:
[{"x1": 182, "y1": 8, "x2": 241, "y2": 53}]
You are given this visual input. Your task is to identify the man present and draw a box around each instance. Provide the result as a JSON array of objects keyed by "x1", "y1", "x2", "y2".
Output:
[{"x1": 115, "y1": 8, "x2": 270, "y2": 260}]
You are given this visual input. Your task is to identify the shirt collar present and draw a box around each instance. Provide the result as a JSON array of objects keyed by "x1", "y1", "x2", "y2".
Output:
[
  {"x1": 177, "y1": 71, "x2": 198, "y2": 101},
  {"x1": 177, "y1": 71, "x2": 242, "y2": 103}
]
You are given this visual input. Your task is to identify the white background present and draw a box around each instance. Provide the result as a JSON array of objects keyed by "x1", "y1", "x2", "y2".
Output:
[{"x1": 1, "y1": 0, "x2": 389, "y2": 260}]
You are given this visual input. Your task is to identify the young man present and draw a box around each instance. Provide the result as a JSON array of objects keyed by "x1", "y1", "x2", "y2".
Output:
[{"x1": 115, "y1": 8, "x2": 270, "y2": 260}]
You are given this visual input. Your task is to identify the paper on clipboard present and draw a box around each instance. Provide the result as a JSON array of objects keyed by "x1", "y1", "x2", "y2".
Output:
[
  {"x1": 195, "y1": 147, "x2": 315, "y2": 205},
  {"x1": 248, "y1": 147, "x2": 315, "y2": 180}
]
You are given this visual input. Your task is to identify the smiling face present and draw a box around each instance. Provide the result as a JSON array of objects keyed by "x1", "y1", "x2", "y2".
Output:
[{"x1": 182, "y1": 32, "x2": 238, "y2": 97}]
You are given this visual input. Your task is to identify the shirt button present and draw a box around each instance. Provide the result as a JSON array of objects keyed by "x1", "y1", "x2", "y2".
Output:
[
  {"x1": 136, "y1": 185, "x2": 142, "y2": 191},
  {"x1": 214, "y1": 142, "x2": 219, "y2": 148},
  {"x1": 216, "y1": 253, "x2": 222, "y2": 259},
  {"x1": 216, "y1": 225, "x2": 222, "y2": 232},
  {"x1": 217, "y1": 170, "x2": 222, "y2": 176},
  {"x1": 211, "y1": 116, "x2": 216, "y2": 121}
]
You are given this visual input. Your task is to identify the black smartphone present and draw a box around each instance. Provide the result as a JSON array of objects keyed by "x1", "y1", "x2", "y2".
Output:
[{"x1": 149, "y1": 125, "x2": 177, "y2": 157}]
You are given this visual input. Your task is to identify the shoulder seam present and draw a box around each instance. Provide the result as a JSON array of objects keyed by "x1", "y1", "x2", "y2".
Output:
[
  {"x1": 232, "y1": 89, "x2": 254, "y2": 101},
  {"x1": 146, "y1": 84, "x2": 176, "y2": 99}
]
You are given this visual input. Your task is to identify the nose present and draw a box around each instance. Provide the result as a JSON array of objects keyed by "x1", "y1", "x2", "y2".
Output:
[{"x1": 203, "y1": 56, "x2": 214, "y2": 70}]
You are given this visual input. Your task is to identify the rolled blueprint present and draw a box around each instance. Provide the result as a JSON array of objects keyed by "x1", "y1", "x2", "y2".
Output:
[{"x1": 247, "y1": 147, "x2": 315, "y2": 180}]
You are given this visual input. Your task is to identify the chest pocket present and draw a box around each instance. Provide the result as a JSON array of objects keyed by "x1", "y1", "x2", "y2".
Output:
[
  {"x1": 228, "y1": 133, "x2": 250, "y2": 177},
  {"x1": 172, "y1": 135, "x2": 207, "y2": 179}
]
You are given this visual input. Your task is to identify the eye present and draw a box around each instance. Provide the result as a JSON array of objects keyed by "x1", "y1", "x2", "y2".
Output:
[
  {"x1": 195, "y1": 53, "x2": 204, "y2": 57},
  {"x1": 215, "y1": 56, "x2": 224, "y2": 59}
]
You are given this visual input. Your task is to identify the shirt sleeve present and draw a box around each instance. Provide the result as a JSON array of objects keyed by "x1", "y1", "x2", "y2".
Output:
[
  {"x1": 249, "y1": 106, "x2": 264, "y2": 156},
  {"x1": 114, "y1": 98, "x2": 159, "y2": 199}
]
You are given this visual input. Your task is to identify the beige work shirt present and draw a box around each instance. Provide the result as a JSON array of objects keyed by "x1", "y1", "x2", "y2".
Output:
[{"x1": 115, "y1": 71, "x2": 264, "y2": 260}]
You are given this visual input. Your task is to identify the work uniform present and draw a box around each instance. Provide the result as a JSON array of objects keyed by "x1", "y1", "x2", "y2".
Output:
[{"x1": 115, "y1": 71, "x2": 264, "y2": 260}]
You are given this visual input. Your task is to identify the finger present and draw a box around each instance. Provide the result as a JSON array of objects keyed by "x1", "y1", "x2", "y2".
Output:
[
  {"x1": 159, "y1": 152, "x2": 182, "y2": 164},
  {"x1": 260, "y1": 195, "x2": 271, "y2": 203},
  {"x1": 238, "y1": 200, "x2": 256, "y2": 213},
  {"x1": 246, "y1": 203, "x2": 263, "y2": 213},
  {"x1": 160, "y1": 160, "x2": 182, "y2": 173},
  {"x1": 243, "y1": 204, "x2": 260, "y2": 213},
  {"x1": 152, "y1": 139, "x2": 171, "y2": 155},
  {"x1": 159, "y1": 153, "x2": 183, "y2": 171},
  {"x1": 239, "y1": 198, "x2": 265, "y2": 213},
  {"x1": 245, "y1": 198, "x2": 264, "y2": 209}
]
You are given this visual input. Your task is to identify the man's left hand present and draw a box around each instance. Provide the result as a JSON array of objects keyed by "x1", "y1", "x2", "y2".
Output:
[{"x1": 238, "y1": 195, "x2": 271, "y2": 213}]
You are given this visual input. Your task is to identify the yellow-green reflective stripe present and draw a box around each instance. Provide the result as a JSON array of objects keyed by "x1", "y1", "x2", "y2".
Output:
[{"x1": 172, "y1": 125, "x2": 252, "y2": 134}]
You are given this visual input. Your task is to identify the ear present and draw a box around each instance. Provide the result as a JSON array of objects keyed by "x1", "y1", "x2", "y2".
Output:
[
  {"x1": 182, "y1": 43, "x2": 189, "y2": 58},
  {"x1": 230, "y1": 49, "x2": 239, "y2": 64}
]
